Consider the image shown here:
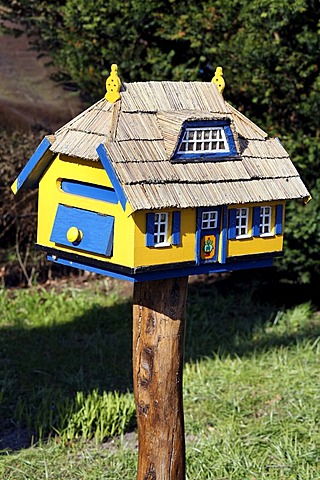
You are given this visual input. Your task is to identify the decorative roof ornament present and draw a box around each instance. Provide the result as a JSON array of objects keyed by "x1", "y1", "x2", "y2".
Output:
[
  {"x1": 105, "y1": 64, "x2": 121, "y2": 103},
  {"x1": 211, "y1": 66, "x2": 225, "y2": 95}
]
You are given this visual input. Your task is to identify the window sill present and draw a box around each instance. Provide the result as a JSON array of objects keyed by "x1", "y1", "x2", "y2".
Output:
[
  {"x1": 154, "y1": 242, "x2": 171, "y2": 248},
  {"x1": 260, "y1": 233, "x2": 275, "y2": 238},
  {"x1": 235, "y1": 234, "x2": 252, "y2": 240}
]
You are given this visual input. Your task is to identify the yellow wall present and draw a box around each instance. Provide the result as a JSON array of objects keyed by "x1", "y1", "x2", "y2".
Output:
[
  {"x1": 38, "y1": 154, "x2": 136, "y2": 268},
  {"x1": 132, "y1": 209, "x2": 196, "y2": 267},
  {"x1": 37, "y1": 154, "x2": 285, "y2": 270},
  {"x1": 227, "y1": 201, "x2": 284, "y2": 257}
]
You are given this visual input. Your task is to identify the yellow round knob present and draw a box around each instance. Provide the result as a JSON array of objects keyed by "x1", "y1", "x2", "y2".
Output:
[{"x1": 67, "y1": 226, "x2": 83, "y2": 243}]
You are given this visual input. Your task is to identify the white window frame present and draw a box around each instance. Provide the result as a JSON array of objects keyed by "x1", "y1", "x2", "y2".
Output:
[
  {"x1": 236, "y1": 208, "x2": 250, "y2": 238},
  {"x1": 178, "y1": 126, "x2": 229, "y2": 154},
  {"x1": 201, "y1": 211, "x2": 218, "y2": 229},
  {"x1": 260, "y1": 206, "x2": 273, "y2": 236},
  {"x1": 154, "y1": 212, "x2": 169, "y2": 247}
]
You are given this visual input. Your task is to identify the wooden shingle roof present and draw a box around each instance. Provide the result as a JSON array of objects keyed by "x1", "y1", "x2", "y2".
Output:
[{"x1": 50, "y1": 81, "x2": 309, "y2": 210}]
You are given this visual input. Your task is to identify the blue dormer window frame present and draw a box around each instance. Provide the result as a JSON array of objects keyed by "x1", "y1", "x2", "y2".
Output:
[{"x1": 172, "y1": 120, "x2": 238, "y2": 162}]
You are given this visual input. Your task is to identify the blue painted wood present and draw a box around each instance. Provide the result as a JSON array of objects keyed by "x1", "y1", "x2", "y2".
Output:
[
  {"x1": 146, "y1": 212, "x2": 155, "y2": 247},
  {"x1": 220, "y1": 205, "x2": 228, "y2": 263},
  {"x1": 96, "y1": 144, "x2": 127, "y2": 210},
  {"x1": 198, "y1": 206, "x2": 221, "y2": 263},
  {"x1": 47, "y1": 255, "x2": 134, "y2": 282},
  {"x1": 61, "y1": 180, "x2": 118, "y2": 204},
  {"x1": 172, "y1": 211, "x2": 181, "y2": 246},
  {"x1": 173, "y1": 120, "x2": 238, "y2": 161},
  {"x1": 223, "y1": 124, "x2": 238, "y2": 157},
  {"x1": 16, "y1": 137, "x2": 54, "y2": 191},
  {"x1": 228, "y1": 208, "x2": 237, "y2": 239},
  {"x1": 50, "y1": 204, "x2": 114, "y2": 256},
  {"x1": 252, "y1": 207, "x2": 261, "y2": 237},
  {"x1": 47, "y1": 254, "x2": 275, "y2": 283},
  {"x1": 195, "y1": 210, "x2": 202, "y2": 265},
  {"x1": 275, "y1": 204, "x2": 283, "y2": 235}
]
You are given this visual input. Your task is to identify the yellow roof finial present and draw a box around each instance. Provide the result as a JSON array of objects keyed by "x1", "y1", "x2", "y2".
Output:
[
  {"x1": 105, "y1": 64, "x2": 121, "y2": 103},
  {"x1": 211, "y1": 66, "x2": 225, "y2": 95}
]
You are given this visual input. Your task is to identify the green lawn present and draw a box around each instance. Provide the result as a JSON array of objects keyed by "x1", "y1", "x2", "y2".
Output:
[{"x1": 0, "y1": 272, "x2": 319, "y2": 479}]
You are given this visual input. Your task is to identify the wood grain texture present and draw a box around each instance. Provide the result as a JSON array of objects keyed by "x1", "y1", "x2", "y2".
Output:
[{"x1": 133, "y1": 277, "x2": 188, "y2": 480}]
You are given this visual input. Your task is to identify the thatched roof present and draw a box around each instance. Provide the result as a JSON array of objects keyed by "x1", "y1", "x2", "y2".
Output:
[{"x1": 50, "y1": 81, "x2": 309, "y2": 211}]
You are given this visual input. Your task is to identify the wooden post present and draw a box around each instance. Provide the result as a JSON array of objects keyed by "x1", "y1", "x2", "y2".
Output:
[{"x1": 133, "y1": 276, "x2": 188, "y2": 480}]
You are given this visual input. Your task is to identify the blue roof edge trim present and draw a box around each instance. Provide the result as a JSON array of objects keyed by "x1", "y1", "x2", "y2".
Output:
[
  {"x1": 172, "y1": 119, "x2": 238, "y2": 161},
  {"x1": 14, "y1": 136, "x2": 55, "y2": 192},
  {"x1": 96, "y1": 143, "x2": 127, "y2": 211}
]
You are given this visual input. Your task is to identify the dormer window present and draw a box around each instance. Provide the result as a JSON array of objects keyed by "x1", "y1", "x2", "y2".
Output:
[
  {"x1": 178, "y1": 127, "x2": 229, "y2": 154},
  {"x1": 173, "y1": 120, "x2": 237, "y2": 162}
]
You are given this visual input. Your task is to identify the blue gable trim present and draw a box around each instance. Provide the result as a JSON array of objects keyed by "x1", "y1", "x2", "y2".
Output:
[
  {"x1": 13, "y1": 137, "x2": 55, "y2": 192},
  {"x1": 96, "y1": 143, "x2": 127, "y2": 211}
]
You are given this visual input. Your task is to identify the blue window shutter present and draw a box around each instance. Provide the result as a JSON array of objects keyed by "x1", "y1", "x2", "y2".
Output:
[
  {"x1": 228, "y1": 209, "x2": 237, "y2": 239},
  {"x1": 172, "y1": 211, "x2": 181, "y2": 246},
  {"x1": 252, "y1": 207, "x2": 261, "y2": 237},
  {"x1": 275, "y1": 204, "x2": 283, "y2": 235},
  {"x1": 146, "y1": 213, "x2": 155, "y2": 247}
]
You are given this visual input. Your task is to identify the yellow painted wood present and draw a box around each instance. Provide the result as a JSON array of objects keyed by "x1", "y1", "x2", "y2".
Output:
[
  {"x1": 37, "y1": 154, "x2": 135, "y2": 268},
  {"x1": 211, "y1": 66, "x2": 225, "y2": 94},
  {"x1": 67, "y1": 226, "x2": 83, "y2": 243},
  {"x1": 37, "y1": 154, "x2": 286, "y2": 271},
  {"x1": 227, "y1": 201, "x2": 285, "y2": 257},
  {"x1": 105, "y1": 64, "x2": 121, "y2": 103},
  {"x1": 11, "y1": 179, "x2": 18, "y2": 194},
  {"x1": 228, "y1": 235, "x2": 284, "y2": 257},
  {"x1": 133, "y1": 209, "x2": 196, "y2": 268}
]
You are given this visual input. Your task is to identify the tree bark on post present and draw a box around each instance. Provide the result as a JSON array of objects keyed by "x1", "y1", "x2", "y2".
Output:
[{"x1": 133, "y1": 276, "x2": 188, "y2": 480}]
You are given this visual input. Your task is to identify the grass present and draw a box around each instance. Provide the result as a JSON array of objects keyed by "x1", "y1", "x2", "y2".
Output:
[{"x1": 0, "y1": 271, "x2": 319, "y2": 479}]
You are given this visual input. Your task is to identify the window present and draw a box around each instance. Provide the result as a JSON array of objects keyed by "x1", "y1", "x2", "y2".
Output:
[
  {"x1": 172, "y1": 121, "x2": 238, "y2": 161},
  {"x1": 236, "y1": 208, "x2": 249, "y2": 237},
  {"x1": 146, "y1": 211, "x2": 181, "y2": 247},
  {"x1": 260, "y1": 206, "x2": 272, "y2": 235},
  {"x1": 201, "y1": 211, "x2": 218, "y2": 229},
  {"x1": 178, "y1": 127, "x2": 229, "y2": 154},
  {"x1": 154, "y1": 213, "x2": 168, "y2": 245}
]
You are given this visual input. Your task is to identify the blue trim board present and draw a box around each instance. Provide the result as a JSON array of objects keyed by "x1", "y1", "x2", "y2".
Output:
[
  {"x1": 96, "y1": 144, "x2": 127, "y2": 210},
  {"x1": 220, "y1": 205, "x2": 228, "y2": 264},
  {"x1": 195, "y1": 210, "x2": 202, "y2": 265},
  {"x1": 15, "y1": 137, "x2": 54, "y2": 191},
  {"x1": 47, "y1": 254, "x2": 275, "y2": 283},
  {"x1": 43, "y1": 243, "x2": 277, "y2": 283},
  {"x1": 61, "y1": 180, "x2": 118, "y2": 204}
]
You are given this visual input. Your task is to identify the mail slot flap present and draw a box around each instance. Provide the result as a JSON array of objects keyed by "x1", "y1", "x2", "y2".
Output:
[{"x1": 50, "y1": 204, "x2": 114, "y2": 256}]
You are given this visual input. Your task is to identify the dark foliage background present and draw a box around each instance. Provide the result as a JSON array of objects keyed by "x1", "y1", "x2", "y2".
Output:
[{"x1": 0, "y1": 0, "x2": 319, "y2": 283}]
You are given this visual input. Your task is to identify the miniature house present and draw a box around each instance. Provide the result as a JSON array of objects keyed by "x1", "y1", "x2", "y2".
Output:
[{"x1": 12, "y1": 67, "x2": 310, "y2": 282}]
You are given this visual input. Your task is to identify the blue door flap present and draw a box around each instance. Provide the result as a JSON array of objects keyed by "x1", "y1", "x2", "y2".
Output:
[{"x1": 50, "y1": 204, "x2": 114, "y2": 256}]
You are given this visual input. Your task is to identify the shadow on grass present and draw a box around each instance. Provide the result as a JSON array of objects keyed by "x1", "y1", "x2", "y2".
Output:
[{"x1": 1, "y1": 269, "x2": 319, "y2": 451}]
